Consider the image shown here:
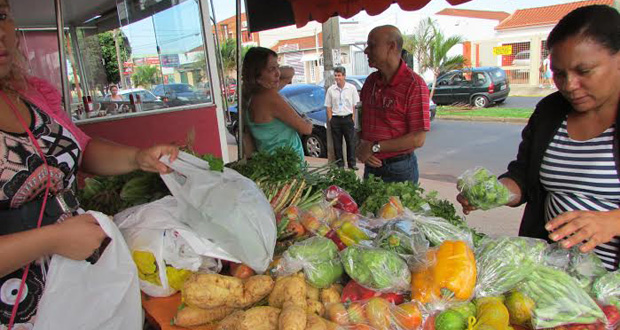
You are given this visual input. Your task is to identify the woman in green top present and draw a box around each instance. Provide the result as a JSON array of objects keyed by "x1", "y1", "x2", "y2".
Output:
[{"x1": 241, "y1": 47, "x2": 312, "y2": 162}]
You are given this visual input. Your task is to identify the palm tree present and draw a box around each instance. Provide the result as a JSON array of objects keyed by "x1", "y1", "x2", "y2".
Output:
[
  {"x1": 219, "y1": 38, "x2": 251, "y2": 76},
  {"x1": 132, "y1": 65, "x2": 158, "y2": 89},
  {"x1": 425, "y1": 27, "x2": 466, "y2": 100},
  {"x1": 403, "y1": 18, "x2": 435, "y2": 72}
]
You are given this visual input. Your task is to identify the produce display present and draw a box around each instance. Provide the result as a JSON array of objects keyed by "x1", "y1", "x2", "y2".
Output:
[{"x1": 79, "y1": 147, "x2": 620, "y2": 330}]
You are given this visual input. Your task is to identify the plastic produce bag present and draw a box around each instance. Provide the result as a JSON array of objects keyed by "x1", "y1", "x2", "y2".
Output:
[
  {"x1": 275, "y1": 236, "x2": 344, "y2": 288},
  {"x1": 340, "y1": 245, "x2": 411, "y2": 293},
  {"x1": 33, "y1": 211, "x2": 141, "y2": 330},
  {"x1": 322, "y1": 298, "x2": 425, "y2": 330},
  {"x1": 457, "y1": 167, "x2": 512, "y2": 210},
  {"x1": 160, "y1": 152, "x2": 277, "y2": 273},
  {"x1": 516, "y1": 265, "x2": 606, "y2": 329},
  {"x1": 411, "y1": 240, "x2": 477, "y2": 307},
  {"x1": 403, "y1": 209, "x2": 473, "y2": 247},
  {"x1": 114, "y1": 197, "x2": 225, "y2": 297},
  {"x1": 373, "y1": 219, "x2": 430, "y2": 266},
  {"x1": 474, "y1": 236, "x2": 547, "y2": 297},
  {"x1": 299, "y1": 201, "x2": 340, "y2": 236},
  {"x1": 544, "y1": 244, "x2": 608, "y2": 292},
  {"x1": 325, "y1": 185, "x2": 359, "y2": 214},
  {"x1": 593, "y1": 271, "x2": 620, "y2": 309}
]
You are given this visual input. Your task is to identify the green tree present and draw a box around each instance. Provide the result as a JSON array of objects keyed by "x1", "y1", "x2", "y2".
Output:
[
  {"x1": 132, "y1": 65, "x2": 158, "y2": 89},
  {"x1": 219, "y1": 38, "x2": 251, "y2": 77},
  {"x1": 424, "y1": 26, "x2": 466, "y2": 99},
  {"x1": 98, "y1": 30, "x2": 131, "y2": 84},
  {"x1": 403, "y1": 18, "x2": 435, "y2": 71}
]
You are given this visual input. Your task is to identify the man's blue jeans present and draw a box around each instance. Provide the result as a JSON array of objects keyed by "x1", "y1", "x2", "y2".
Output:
[{"x1": 363, "y1": 152, "x2": 419, "y2": 184}]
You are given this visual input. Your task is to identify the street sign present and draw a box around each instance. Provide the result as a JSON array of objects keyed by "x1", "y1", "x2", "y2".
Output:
[{"x1": 493, "y1": 45, "x2": 512, "y2": 56}]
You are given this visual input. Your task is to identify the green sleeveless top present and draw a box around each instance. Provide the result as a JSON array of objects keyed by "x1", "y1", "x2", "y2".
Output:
[{"x1": 244, "y1": 107, "x2": 306, "y2": 162}]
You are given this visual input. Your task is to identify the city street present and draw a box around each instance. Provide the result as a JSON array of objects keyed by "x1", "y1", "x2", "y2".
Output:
[{"x1": 498, "y1": 96, "x2": 543, "y2": 109}]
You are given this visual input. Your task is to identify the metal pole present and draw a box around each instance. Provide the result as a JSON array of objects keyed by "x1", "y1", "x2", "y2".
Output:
[
  {"x1": 236, "y1": 0, "x2": 244, "y2": 160},
  {"x1": 54, "y1": 0, "x2": 72, "y2": 115},
  {"x1": 70, "y1": 28, "x2": 90, "y2": 99},
  {"x1": 209, "y1": 0, "x2": 230, "y2": 122},
  {"x1": 152, "y1": 17, "x2": 164, "y2": 84},
  {"x1": 114, "y1": 29, "x2": 125, "y2": 87}
]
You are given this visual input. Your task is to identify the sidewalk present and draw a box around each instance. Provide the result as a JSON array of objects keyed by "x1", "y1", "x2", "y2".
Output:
[
  {"x1": 228, "y1": 145, "x2": 524, "y2": 237},
  {"x1": 509, "y1": 85, "x2": 556, "y2": 97}
]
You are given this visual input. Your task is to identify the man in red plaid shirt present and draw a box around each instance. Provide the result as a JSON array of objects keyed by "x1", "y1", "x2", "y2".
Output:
[{"x1": 356, "y1": 25, "x2": 431, "y2": 183}]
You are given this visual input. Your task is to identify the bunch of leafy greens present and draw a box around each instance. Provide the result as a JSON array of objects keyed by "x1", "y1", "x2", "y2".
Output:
[
  {"x1": 226, "y1": 146, "x2": 303, "y2": 183},
  {"x1": 592, "y1": 271, "x2": 620, "y2": 309}
]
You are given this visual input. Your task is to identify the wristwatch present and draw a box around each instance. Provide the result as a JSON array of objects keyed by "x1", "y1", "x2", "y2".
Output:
[{"x1": 372, "y1": 141, "x2": 381, "y2": 153}]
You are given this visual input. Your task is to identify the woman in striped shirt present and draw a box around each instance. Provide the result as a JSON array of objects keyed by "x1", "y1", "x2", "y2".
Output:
[{"x1": 458, "y1": 5, "x2": 620, "y2": 270}]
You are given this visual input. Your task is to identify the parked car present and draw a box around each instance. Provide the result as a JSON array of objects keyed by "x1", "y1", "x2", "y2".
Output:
[
  {"x1": 511, "y1": 50, "x2": 530, "y2": 67},
  {"x1": 228, "y1": 83, "x2": 436, "y2": 158},
  {"x1": 228, "y1": 84, "x2": 329, "y2": 158},
  {"x1": 318, "y1": 74, "x2": 368, "y2": 95},
  {"x1": 430, "y1": 67, "x2": 510, "y2": 108},
  {"x1": 152, "y1": 83, "x2": 210, "y2": 107},
  {"x1": 116, "y1": 88, "x2": 165, "y2": 111}
]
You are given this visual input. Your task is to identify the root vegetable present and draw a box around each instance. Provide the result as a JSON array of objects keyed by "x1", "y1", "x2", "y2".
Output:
[
  {"x1": 216, "y1": 310, "x2": 245, "y2": 330},
  {"x1": 174, "y1": 305, "x2": 238, "y2": 327},
  {"x1": 307, "y1": 284, "x2": 320, "y2": 301},
  {"x1": 278, "y1": 303, "x2": 307, "y2": 330},
  {"x1": 307, "y1": 299, "x2": 325, "y2": 316},
  {"x1": 306, "y1": 314, "x2": 328, "y2": 330},
  {"x1": 268, "y1": 274, "x2": 307, "y2": 309},
  {"x1": 320, "y1": 286, "x2": 341, "y2": 304},
  {"x1": 183, "y1": 274, "x2": 274, "y2": 309},
  {"x1": 325, "y1": 303, "x2": 349, "y2": 325},
  {"x1": 237, "y1": 306, "x2": 281, "y2": 330}
]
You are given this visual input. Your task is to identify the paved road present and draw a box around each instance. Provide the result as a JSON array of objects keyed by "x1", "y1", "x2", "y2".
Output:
[
  {"x1": 417, "y1": 119, "x2": 526, "y2": 182},
  {"x1": 497, "y1": 96, "x2": 543, "y2": 109}
]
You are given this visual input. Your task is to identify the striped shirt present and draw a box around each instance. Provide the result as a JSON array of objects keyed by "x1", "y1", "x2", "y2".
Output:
[
  {"x1": 540, "y1": 120, "x2": 620, "y2": 270},
  {"x1": 360, "y1": 60, "x2": 430, "y2": 159}
]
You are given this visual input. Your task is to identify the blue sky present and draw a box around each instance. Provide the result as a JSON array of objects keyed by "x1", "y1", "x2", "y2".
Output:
[{"x1": 125, "y1": 0, "x2": 584, "y2": 57}]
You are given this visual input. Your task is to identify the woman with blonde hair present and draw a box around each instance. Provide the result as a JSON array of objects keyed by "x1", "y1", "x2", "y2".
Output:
[
  {"x1": 0, "y1": 2, "x2": 178, "y2": 327},
  {"x1": 241, "y1": 47, "x2": 312, "y2": 162}
]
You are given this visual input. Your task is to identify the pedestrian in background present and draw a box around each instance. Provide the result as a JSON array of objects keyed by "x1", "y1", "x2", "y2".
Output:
[
  {"x1": 325, "y1": 66, "x2": 359, "y2": 169},
  {"x1": 356, "y1": 25, "x2": 430, "y2": 183},
  {"x1": 278, "y1": 65, "x2": 295, "y2": 90}
]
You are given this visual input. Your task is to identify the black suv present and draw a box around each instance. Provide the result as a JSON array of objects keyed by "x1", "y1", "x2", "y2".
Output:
[{"x1": 431, "y1": 67, "x2": 509, "y2": 108}]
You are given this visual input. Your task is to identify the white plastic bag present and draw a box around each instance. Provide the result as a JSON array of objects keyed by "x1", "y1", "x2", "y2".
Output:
[
  {"x1": 33, "y1": 211, "x2": 141, "y2": 330},
  {"x1": 114, "y1": 196, "x2": 229, "y2": 297},
  {"x1": 160, "y1": 152, "x2": 276, "y2": 273}
]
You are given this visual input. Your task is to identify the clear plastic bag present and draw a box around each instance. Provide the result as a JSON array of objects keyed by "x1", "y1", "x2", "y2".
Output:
[
  {"x1": 543, "y1": 244, "x2": 608, "y2": 292},
  {"x1": 403, "y1": 209, "x2": 473, "y2": 247},
  {"x1": 340, "y1": 245, "x2": 411, "y2": 293},
  {"x1": 299, "y1": 201, "x2": 340, "y2": 236},
  {"x1": 457, "y1": 167, "x2": 513, "y2": 210},
  {"x1": 160, "y1": 152, "x2": 276, "y2": 273},
  {"x1": 516, "y1": 265, "x2": 606, "y2": 329},
  {"x1": 474, "y1": 236, "x2": 547, "y2": 297},
  {"x1": 593, "y1": 271, "x2": 620, "y2": 310},
  {"x1": 276, "y1": 236, "x2": 344, "y2": 288},
  {"x1": 325, "y1": 185, "x2": 359, "y2": 214},
  {"x1": 323, "y1": 299, "x2": 426, "y2": 330},
  {"x1": 373, "y1": 219, "x2": 430, "y2": 267}
]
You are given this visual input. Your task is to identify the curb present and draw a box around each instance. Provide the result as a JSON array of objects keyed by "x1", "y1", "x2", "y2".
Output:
[{"x1": 436, "y1": 115, "x2": 529, "y2": 124}]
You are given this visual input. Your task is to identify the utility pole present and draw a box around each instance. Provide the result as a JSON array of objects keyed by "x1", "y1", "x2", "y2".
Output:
[
  {"x1": 114, "y1": 29, "x2": 125, "y2": 87},
  {"x1": 322, "y1": 17, "x2": 340, "y2": 163}
]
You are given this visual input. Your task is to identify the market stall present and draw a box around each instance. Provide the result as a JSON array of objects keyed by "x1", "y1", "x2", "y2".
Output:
[{"x1": 79, "y1": 147, "x2": 620, "y2": 330}]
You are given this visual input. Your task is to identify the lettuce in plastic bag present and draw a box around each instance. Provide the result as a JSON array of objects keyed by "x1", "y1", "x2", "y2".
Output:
[
  {"x1": 457, "y1": 167, "x2": 512, "y2": 210},
  {"x1": 341, "y1": 245, "x2": 410, "y2": 293}
]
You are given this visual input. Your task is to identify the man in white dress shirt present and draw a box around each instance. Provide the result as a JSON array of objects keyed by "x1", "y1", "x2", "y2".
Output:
[{"x1": 325, "y1": 67, "x2": 360, "y2": 169}]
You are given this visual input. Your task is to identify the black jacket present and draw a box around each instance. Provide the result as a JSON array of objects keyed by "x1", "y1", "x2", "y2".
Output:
[{"x1": 500, "y1": 92, "x2": 620, "y2": 240}]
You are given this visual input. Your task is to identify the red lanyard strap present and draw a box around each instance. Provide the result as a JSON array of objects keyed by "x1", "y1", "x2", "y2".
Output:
[{"x1": 0, "y1": 91, "x2": 52, "y2": 330}]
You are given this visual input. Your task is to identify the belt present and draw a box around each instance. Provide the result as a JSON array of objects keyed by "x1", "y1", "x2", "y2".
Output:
[
  {"x1": 0, "y1": 189, "x2": 80, "y2": 236},
  {"x1": 382, "y1": 153, "x2": 412, "y2": 165},
  {"x1": 333, "y1": 114, "x2": 352, "y2": 117}
]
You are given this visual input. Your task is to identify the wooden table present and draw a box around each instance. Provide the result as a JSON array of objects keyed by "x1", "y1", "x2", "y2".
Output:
[{"x1": 142, "y1": 293, "x2": 216, "y2": 330}]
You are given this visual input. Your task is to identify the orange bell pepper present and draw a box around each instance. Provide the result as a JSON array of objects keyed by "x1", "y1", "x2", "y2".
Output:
[{"x1": 411, "y1": 240, "x2": 476, "y2": 304}]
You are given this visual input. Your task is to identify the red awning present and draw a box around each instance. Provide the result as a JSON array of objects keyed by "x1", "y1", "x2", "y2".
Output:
[{"x1": 287, "y1": 0, "x2": 473, "y2": 27}]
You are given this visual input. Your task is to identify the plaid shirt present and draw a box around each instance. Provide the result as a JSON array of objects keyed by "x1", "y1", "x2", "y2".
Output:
[{"x1": 360, "y1": 60, "x2": 430, "y2": 159}]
